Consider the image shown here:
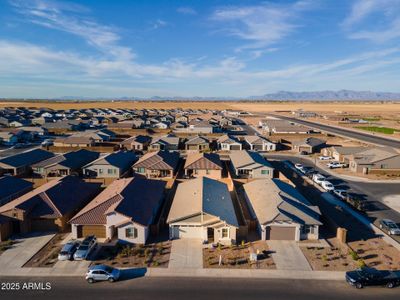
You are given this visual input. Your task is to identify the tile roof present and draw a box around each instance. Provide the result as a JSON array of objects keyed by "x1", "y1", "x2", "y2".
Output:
[
  {"x1": 32, "y1": 149, "x2": 100, "y2": 169},
  {"x1": 229, "y1": 150, "x2": 273, "y2": 170},
  {"x1": 0, "y1": 149, "x2": 54, "y2": 168},
  {"x1": 184, "y1": 153, "x2": 222, "y2": 170},
  {"x1": 85, "y1": 151, "x2": 137, "y2": 169},
  {"x1": 133, "y1": 150, "x2": 179, "y2": 170}
]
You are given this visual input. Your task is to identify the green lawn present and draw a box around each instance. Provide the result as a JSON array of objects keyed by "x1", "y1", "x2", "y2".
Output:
[
  {"x1": 355, "y1": 126, "x2": 397, "y2": 134},
  {"x1": 361, "y1": 117, "x2": 381, "y2": 122}
]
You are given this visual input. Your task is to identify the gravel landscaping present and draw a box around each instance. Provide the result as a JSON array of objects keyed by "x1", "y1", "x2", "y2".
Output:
[{"x1": 203, "y1": 241, "x2": 276, "y2": 269}]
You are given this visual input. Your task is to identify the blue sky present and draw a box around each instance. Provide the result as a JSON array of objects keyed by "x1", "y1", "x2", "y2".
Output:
[{"x1": 1, "y1": 0, "x2": 400, "y2": 98}]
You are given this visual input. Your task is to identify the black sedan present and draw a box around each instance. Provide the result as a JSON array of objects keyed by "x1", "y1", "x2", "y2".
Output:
[{"x1": 346, "y1": 268, "x2": 400, "y2": 289}]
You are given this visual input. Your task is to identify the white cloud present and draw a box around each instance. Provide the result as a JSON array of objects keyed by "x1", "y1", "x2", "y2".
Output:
[
  {"x1": 177, "y1": 7, "x2": 197, "y2": 15},
  {"x1": 342, "y1": 0, "x2": 400, "y2": 43},
  {"x1": 151, "y1": 19, "x2": 168, "y2": 30},
  {"x1": 210, "y1": 1, "x2": 313, "y2": 51}
]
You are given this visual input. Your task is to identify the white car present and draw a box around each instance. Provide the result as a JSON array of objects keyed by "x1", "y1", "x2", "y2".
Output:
[
  {"x1": 333, "y1": 189, "x2": 348, "y2": 200},
  {"x1": 321, "y1": 181, "x2": 335, "y2": 192},
  {"x1": 318, "y1": 156, "x2": 332, "y2": 160},
  {"x1": 294, "y1": 163, "x2": 304, "y2": 171},
  {"x1": 312, "y1": 173, "x2": 326, "y2": 184},
  {"x1": 327, "y1": 161, "x2": 345, "y2": 169}
]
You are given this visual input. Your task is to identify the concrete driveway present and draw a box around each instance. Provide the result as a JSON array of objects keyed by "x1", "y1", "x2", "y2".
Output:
[
  {"x1": 0, "y1": 233, "x2": 55, "y2": 272},
  {"x1": 267, "y1": 240, "x2": 312, "y2": 271},
  {"x1": 168, "y1": 239, "x2": 203, "y2": 269}
]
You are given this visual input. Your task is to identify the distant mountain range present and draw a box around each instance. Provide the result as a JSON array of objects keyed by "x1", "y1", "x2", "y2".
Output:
[{"x1": 3, "y1": 90, "x2": 400, "y2": 101}]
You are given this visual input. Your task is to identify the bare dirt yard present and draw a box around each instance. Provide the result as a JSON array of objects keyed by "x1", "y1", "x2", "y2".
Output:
[
  {"x1": 203, "y1": 240, "x2": 276, "y2": 269},
  {"x1": 92, "y1": 241, "x2": 171, "y2": 268},
  {"x1": 24, "y1": 233, "x2": 67, "y2": 268}
]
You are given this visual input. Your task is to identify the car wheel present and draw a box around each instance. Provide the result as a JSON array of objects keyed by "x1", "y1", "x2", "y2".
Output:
[
  {"x1": 355, "y1": 283, "x2": 363, "y2": 289},
  {"x1": 87, "y1": 278, "x2": 95, "y2": 284},
  {"x1": 108, "y1": 277, "x2": 115, "y2": 283},
  {"x1": 386, "y1": 282, "x2": 394, "y2": 289}
]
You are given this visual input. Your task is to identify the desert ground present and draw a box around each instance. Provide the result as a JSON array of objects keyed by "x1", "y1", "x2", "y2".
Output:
[{"x1": 1, "y1": 100, "x2": 400, "y2": 114}]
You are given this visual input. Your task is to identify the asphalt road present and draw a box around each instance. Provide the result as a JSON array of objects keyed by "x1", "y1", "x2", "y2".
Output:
[
  {"x1": 269, "y1": 115, "x2": 400, "y2": 149},
  {"x1": 0, "y1": 276, "x2": 399, "y2": 300},
  {"x1": 266, "y1": 154, "x2": 400, "y2": 242}
]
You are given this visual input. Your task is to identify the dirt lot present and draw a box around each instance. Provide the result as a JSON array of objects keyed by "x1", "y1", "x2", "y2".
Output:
[
  {"x1": 203, "y1": 240, "x2": 276, "y2": 269},
  {"x1": 92, "y1": 241, "x2": 171, "y2": 268},
  {"x1": 24, "y1": 233, "x2": 67, "y2": 268}
]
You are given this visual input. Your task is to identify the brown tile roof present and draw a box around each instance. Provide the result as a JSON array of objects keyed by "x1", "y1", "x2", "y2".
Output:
[
  {"x1": 133, "y1": 150, "x2": 179, "y2": 170},
  {"x1": 184, "y1": 153, "x2": 222, "y2": 170}
]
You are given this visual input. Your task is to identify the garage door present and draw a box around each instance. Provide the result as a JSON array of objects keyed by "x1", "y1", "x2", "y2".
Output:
[
  {"x1": 81, "y1": 225, "x2": 106, "y2": 238},
  {"x1": 31, "y1": 218, "x2": 59, "y2": 232},
  {"x1": 265, "y1": 226, "x2": 296, "y2": 240},
  {"x1": 172, "y1": 226, "x2": 203, "y2": 239}
]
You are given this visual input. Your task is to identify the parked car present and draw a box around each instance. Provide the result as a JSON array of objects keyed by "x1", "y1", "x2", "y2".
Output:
[
  {"x1": 346, "y1": 268, "x2": 400, "y2": 289},
  {"x1": 327, "y1": 161, "x2": 346, "y2": 169},
  {"x1": 58, "y1": 241, "x2": 80, "y2": 261},
  {"x1": 41, "y1": 139, "x2": 54, "y2": 146},
  {"x1": 318, "y1": 156, "x2": 332, "y2": 160},
  {"x1": 333, "y1": 189, "x2": 348, "y2": 200},
  {"x1": 321, "y1": 180, "x2": 335, "y2": 192},
  {"x1": 86, "y1": 265, "x2": 121, "y2": 283},
  {"x1": 312, "y1": 173, "x2": 326, "y2": 185},
  {"x1": 74, "y1": 235, "x2": 97, "y2": 261},
  {"x1": 294, "y1": 163, "x2": 304, "y2": 171},
  {"x1": 379, "y1": 219, "x2": 400, "y2": 236},
  {"x1": 301, "y1": 166, "x2": 315, "y2": 176}
]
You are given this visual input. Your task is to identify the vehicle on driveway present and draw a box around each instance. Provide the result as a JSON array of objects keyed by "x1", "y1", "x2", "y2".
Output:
[
  {"x1": 294, "y1": 163, "x2": 304, "y2": 172},
  {"x1": 318, "y1": 156, "x2": 332, "y2": 160},
  {"x1": 86, "y1": 265, "x2": 121, "y2": 283},
  {"x1": 312, "y1": 173, "x2": 326, "y2": 185},
  {"x1": 333, "y1": 189, "x2": 348, "y2": 200},
  {"x1": 327, "y1": 161, "x2": 346, "y2": 169},
  {"x1": 379, "y1": 219, "x2": 400, "y2": 236},
  {"x1": 346, "y1": 268, "x2": 400, "y2": 289},
  {"x1": 58, "y1": 240, "x2": 80, "y2": 261},
  {"x1": 321, "y1": 180, "x2": 335, "y2": 192},
  {"x1": 41, "y1": 139, "x2": 54, "y2": 147},
  {"x1": 301, "y1": 166, "x2": 316, "y2": 176},
  {"x1": 74, "y1": 235, "x2": 97, "y2": 261}
]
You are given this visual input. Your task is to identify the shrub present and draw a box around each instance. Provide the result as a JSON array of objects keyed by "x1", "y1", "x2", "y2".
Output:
[
  {"x1": 357, "y1": 259, "x2": 366, "y2": 268},
  {"x1": 241, "y1": 240, "x2": 245, "y2": 248},
  {"x1": 349, "y1": 250, "x2": 359, "y2": 261},
  {"x1": 153, "y1": 261, "x2": 159, "y2": 267}
]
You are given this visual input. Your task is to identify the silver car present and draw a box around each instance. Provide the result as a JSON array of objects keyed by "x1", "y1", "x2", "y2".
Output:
[
  {"x1": 58, "y1": 241, "x2": 80, "y2": 261},
  {"x1": 380, "y1": 219, "x2": 400, "y2": 235},
  {"x1": 74, "y1": 235, "x2": 97, "y2": 261},
  {"x1": 86, "y1": 265, "x2": 121, "y2": 283}
]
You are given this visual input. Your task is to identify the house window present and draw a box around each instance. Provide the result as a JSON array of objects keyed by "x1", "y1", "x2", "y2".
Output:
[
  {"x1": 108, "y1": 169, "x2": 113, "y2": 174},
  {"x1": 222, "y1": 228, "x2": 229, "y2": 238},
  {"x1": 99, "y1": 169, "x2": 103, "y2": 174},
  {"x1": 261, "y1": 170, "x2": 269, "y2": 175},
  {"x1": 126, "y1": 227, "x2": 138, "y2": 238},
  {"x1": 302, "y1": 225, "x2": 314, "y2": 234},
  {"x1": 137, "y1": 167, "x2": 145, "y2": 173}
]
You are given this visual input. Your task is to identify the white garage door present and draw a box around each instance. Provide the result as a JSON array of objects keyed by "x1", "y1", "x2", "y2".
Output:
[{"x1": 172, "y1": 226, "x2": 203, "y2": 239}]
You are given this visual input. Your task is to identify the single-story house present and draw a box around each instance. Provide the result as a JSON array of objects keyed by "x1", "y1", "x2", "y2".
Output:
[
  {"x1": 322, "y1": 146, "x2": 370, "y2": 163},
  {"x1": 32, "y1": 149, "x2": 100, "y2": 177},
  {"x1": 229, "y1": 150, "x2": 274, "y2": 179},
  {"x1": 167, "y1": 177, "x2": 239, "y2": 245},
  {"x1": 348, "y1": 147, "x2": 400, "y2": 174},
  {"x1": 0, "y1": 176, "x2": 101, "y2": 234},
  {"x1": 185, "y1": 136, "x2": 210, "y2": 151},
  {"x1": 53, "y1": 136, "x2": 96, "y2": 148},
  {"x1": 84, "y1": 151, "x2": 137, "y2": 178},
  {"x1": 133, "y1": 150, "x2": 180, "y2": 179},
  {"x1": 120, "y1": 135, "x2": 152, "y2": 151},
  {"x1": 261, "y1": 120, "x2": 311, "y2": 134},
  {"x1": 0, "y1": 176, "x2": 33, "y2": 206},
  {"x1": 217, "y1": 135, "x2": 242, "y2": 151},
  {"x1": 184, "y1": 153, "x2": 223, "y2": 179},
  {"x1": 243, "y1": 135, "x2": 276, "y2": 152},
  {"x1": 69, "y1": 177, "x2": 166, "y2": 244},
  {"x1": 149, "y1": 136, "x2": 180, "y2": 151},
  {"x1": 243, "y1": 179, "x2": 322, "y2": 241},
  {"x1": 292, "y1": 137, "x2": 326, "y2": 154},
  {"x1": 0, "y1": 149, "x2": 55, "y2": 176}
]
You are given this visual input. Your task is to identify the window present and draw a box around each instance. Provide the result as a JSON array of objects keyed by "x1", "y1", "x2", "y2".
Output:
[
  {"x1": 302, "y1": 225, "x2": 314, "y2": 234},
  {"x1": 137, "y1": 167, "x2": 145, "y2": 173},
  {"x1": 222, "y1": 228, "x2": 229, "y2": 238},
  {"x1": 206, "y1": 169, "x2": 210, "y2": 175},
  {"x1": 126, "y1": 227, "x2": 138, "y2": 239},
  {"x1": 261, "y1": 170, "x2": 269, "y2": 175},
  {"x1": 99, "y1": 169, "x2": 103, "y2": 174},
  {"x1": 108, "y1": 169, "x2": 113, "y2": 174}
]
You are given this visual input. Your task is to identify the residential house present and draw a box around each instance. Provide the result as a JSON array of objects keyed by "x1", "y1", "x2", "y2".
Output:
[
  {"x1": 69, "y1": 177, "x2": 166, "y2": 243},
  {"x1": 243, "y1": 135, "x2": 276, "y2": 152},
  {"x1": 243, "y1": 179, "x2": 322, "y2": 241},
  {"x1": 260, "y1": 120, "x2": 311, "y2": 134},
  {"x1": 292, "y1": 137, "x2": 326, "y2": 154},
  {"x1": 54, "y1": 136, "x2": 96, "y2": 148},
  {"x1": 0, "y1": 176, "x2": 33, "y2": 206},
  {"x1": 185, "y1": 136, "x2": 210, "y2": 151},
  {"x1": 31, "y1": 149, "x2": 100, "y2": 177},
  {"x1": 0, "y1": 131, "x2": 19, "y2": 146},
  {"x1": 167, "y1": 177, "x2": 238, "y2": 244},
  {"x1": 84, "y1": 151, "x2": 137, "y2": 178},
  {"x1": 120, "y1": 135, "x2": 152, "y2": 151},
  {"x1": 0, "y1": 149, "x2": 54, "y2": 176},
  {"x1": 132, "y1": 150, "x2": 180, "y2": 179},
  {"x1": 0, "y1": 176, "x2": 101, "y2": 234},
  {"x1": 322, "y1": 146, "x2": 369, "y2": 163},
  {"x1": 217, "y1": 135, "x2": 242, "y2": 151},
  {"x1": 184, "y1": 153, "x2": 223, "y2": 179},
  {"x1": 229, "y1": 150, "x2": 274, "y2": 179},
  {"x1": 348, "y1": 147, "x2": 400, "y2": 174},
  {"x1": 149, "y1": 136, "x2": 180, "y2": 151}
]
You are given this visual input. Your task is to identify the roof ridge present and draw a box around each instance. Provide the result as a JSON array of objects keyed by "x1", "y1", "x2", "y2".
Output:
[{"x1": 39, "y1": 191, "x2": 62, "y2": 218}]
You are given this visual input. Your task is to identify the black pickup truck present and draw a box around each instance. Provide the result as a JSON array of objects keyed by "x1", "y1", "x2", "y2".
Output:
[{"x1": 346, "y1": 268, "x2": 400, "y2": 289}]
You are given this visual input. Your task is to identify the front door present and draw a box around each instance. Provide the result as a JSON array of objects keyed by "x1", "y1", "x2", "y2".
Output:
[{"x1": 207, "y1": 228, "x2": 214, "y2": 242}]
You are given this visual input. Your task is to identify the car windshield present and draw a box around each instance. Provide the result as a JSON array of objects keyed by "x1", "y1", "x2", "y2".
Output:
[
  {"x1": 59, "y1": 251, "x2": 69, "y2": 255},
  {"x1": 78, "y1": 245, "x2": 88, "y2": 251},
  {"x1": 388, "y1": 223, "x2": 398, "y2": 229}
]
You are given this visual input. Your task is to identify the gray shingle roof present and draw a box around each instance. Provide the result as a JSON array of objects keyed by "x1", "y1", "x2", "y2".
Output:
[{"x1": 0, "y1": 149, "x2": 54, "y2": 168}]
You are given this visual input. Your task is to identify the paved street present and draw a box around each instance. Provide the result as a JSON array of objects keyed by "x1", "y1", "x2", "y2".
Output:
[{"x1": 0, "y1": 276, "x2": 398, "y2": 300}]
